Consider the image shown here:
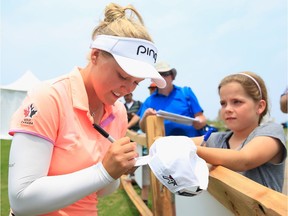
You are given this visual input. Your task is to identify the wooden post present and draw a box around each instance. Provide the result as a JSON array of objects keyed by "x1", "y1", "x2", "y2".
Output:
[{"x1": 145, "y1": 115, "x2": 175, "y2": 216}]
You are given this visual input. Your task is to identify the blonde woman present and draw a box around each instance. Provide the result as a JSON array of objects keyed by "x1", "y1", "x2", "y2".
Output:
[{"x1": 8, "y1": 3, "x2": 165, "y2": 216}]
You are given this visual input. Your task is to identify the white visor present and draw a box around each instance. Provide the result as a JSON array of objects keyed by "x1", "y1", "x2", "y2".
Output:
[{"x1": 90, "y1": 35, "x2": 166, "y2": 88}]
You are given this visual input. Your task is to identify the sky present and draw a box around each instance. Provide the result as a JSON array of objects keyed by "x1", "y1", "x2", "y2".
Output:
[{"x1": 1, "y1": 0, "x2": 287, "y2": 124}]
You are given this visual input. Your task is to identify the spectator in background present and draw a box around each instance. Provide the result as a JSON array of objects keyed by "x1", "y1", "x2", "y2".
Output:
[
  {"x1": 124, "y1": 93, "x2": 142, "y2": 132},
  {"x1": 192, "y1": 72, "x2": 286, "y2": 192},
  {"x1": 127, "y1": 83, "x2": 157, "y2": 130},
  {"x1": 148, "y1": 82, "x2": 158, "y2": 95},
  {"x1": 280, "y1": 87, "x2": 288, "y2": 114},
  {"x1": 139, "y1": 61, "x2": 207, "y2": 136}
]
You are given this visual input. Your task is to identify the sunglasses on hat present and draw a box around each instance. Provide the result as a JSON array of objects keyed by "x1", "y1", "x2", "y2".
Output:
[{"x1": 160, "y1": 71, "x2": 172, "y2": 77}]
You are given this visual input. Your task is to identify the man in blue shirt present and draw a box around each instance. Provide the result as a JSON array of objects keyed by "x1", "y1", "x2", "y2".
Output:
[{"x1": 139, "y1": 61, "x2": 207, "y2": 137}]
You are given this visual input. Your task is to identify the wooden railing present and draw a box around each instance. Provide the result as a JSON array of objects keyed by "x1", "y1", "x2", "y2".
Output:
[
  {"x1": 120, "y1": 174, "x2": 153, "y2": 216},
  {"x1": 123, "y1": 116, "x2": 288, "y2": 216}
]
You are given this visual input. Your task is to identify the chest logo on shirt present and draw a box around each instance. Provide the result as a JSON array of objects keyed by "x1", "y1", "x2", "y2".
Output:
[{"x1": 21, "y1": 103, "x2": 38, "y2": 126}]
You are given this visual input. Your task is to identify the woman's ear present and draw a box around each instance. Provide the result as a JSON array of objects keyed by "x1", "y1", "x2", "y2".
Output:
[{"x1": 90, "y1": 49, "x2": 100, "y2": 64}]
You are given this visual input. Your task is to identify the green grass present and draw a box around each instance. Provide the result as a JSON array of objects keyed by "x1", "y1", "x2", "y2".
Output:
[
  {"x1": 1, "y1": 139, "x2": 10, "y2": 216},
  {"x1": 98, "y1": 186, "x2": 140, "y2": 216},
  {"x1": 0, "y1": 140, "x2": 147, "y2": 216}
]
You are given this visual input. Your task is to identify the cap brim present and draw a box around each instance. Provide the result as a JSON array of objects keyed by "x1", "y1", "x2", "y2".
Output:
[
  {"x1": 134, "y1": 155, "x2": 151, "y2": 167},
  {"x1": 113, "y1": 54, "x2": 166, "y2": 88}
]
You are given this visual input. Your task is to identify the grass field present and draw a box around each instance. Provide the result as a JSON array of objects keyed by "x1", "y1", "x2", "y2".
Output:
[
  {"x1": 1, "y1": 140, "x2": 10, "y2": 216},
  {"x1": 0, "y1": 140, "x2": 146, "y2": 216}
]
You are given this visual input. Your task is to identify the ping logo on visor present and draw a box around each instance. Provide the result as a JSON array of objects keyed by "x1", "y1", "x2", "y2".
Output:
[
  {"x1": 89, "y1": 35, "x2": 166, "y2": 89},
  {"x1": 90, "y1": 35, "x2": 157, "y2": 65},
  {"x1": 136, "y1": 45, "x2": 157, "y2": 63}
]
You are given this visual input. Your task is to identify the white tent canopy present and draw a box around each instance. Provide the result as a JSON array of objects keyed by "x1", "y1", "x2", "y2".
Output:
[{"x1": 1, "y1": 71, "x2": 41, "y2": 139}]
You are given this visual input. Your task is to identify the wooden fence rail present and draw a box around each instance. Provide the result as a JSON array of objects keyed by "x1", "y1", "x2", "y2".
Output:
[{"x1": 124, "y1": 116, "x2": 288, "y2": 216}]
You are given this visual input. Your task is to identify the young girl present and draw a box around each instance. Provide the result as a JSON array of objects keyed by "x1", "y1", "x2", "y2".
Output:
[
  {"x1": 194, "y1": 72, "x2": 286, "y2": 192},
  {"x1": 8, "y1": 3, "x2": 165, "y2": 216}
]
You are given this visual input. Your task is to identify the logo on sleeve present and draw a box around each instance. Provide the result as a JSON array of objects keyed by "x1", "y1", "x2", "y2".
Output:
[{"x1": 21, "y1": 103, "x2": 38, "y2": 126}]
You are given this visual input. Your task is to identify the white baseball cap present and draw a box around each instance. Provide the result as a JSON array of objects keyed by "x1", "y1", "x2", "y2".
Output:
[
  {"x1": 135, "y1": 136, "x2": 209, "y2": 196},
  {"x1": 90, "y1": 35, "x2": 166, "y2": 88}
]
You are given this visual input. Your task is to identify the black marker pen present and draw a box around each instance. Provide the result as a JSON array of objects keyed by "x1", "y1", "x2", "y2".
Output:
[{"x1": 93, "y1": 123, "x2": 116, "y2": 143}]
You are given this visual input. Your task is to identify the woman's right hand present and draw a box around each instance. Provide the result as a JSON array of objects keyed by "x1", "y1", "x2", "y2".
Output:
[{"x1": 102, "y1": 137, "x2": 138, "y2": 179}]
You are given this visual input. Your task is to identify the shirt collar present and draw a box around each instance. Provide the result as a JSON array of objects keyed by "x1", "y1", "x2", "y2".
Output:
[{"x1": 69, "y1": 67, "x2": 89, "y2": 111}]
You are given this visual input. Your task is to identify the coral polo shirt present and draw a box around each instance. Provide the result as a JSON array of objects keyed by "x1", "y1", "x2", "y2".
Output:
[{"x1": 9, "y1": 67, "x2": 128, "y2": 215}]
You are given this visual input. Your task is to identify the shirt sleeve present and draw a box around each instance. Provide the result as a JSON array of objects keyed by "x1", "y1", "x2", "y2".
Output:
[
  {"x1": 250, "y1": 122, "x2": 287, "y2": 161},
  {"x1": 9, "y1": 133, "x2": 116, "y2": 215},
  {"x1": 9, "y1": 83, "x2": 60, "y2": 143}
]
